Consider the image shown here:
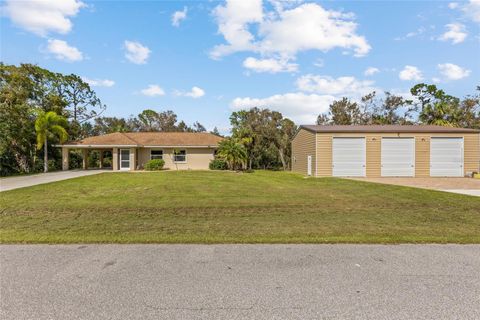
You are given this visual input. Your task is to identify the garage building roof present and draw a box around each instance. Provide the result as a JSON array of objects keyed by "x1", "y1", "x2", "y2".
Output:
[{"x1": 300, "y1": 125, "x2": 480, "y2": 134}]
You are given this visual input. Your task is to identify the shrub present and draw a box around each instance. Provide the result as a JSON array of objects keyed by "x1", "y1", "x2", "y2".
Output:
[
  {"x1": 33, "y1": 159, "x2": 59, "y2": 172},
  {"x1": 209, "y1": 159, "x2": 228, "y2": 170},
  {"x1": 144, "y1": 159, "x2": 165, "y2": 171}
]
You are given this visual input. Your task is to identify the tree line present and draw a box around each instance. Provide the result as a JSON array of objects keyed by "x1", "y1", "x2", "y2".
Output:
[
  {"x1": 1, "y1": 62, "x2": 479, "y2": 176},
  {"x1": 317, "y1": 84, "x2": 480, "y2": 128}
]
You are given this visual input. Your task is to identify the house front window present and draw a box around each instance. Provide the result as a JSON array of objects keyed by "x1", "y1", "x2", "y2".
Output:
[
  {"x1": 150, "y1": 150, "x2": 163, "y2": 160},
  {"x1": 173, "y1": 150, "x2": 186, "y2": 162}
]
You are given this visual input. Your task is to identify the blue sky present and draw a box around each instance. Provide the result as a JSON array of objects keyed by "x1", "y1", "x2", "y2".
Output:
[{"x1": 1, "y1": 0, "x2": 479, "y2": 133}]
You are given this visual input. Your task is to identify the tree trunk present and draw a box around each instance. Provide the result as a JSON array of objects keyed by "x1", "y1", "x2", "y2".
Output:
[
  {"x1": 44, "y1": 137, "x2": 48, "y2": 173},
  {"x1": 278, "y1": 147, "x2": 287, "y2": 171}
]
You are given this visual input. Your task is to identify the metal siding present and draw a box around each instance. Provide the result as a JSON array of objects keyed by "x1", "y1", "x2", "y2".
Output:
[
  {"x1": 316, "y1": 134, "x2": 332, "y2": 177},
  {"x1": 464, "y1": 134, "x2": 480, "y2": 173},
  {"x1": 366, "y1": 135, "x2": 381, "y2": 177},
  {"x1": 291, "y1": 129, "x2": 316, "y2": 176},
  {"x1": 381, "y1": 138, "x2": 415, "y2": 177},
  {"x1": 430, "y1": 138, "x2": 464, "y2": 177},
  {"x1": 332, "y1": 138, "x2": 366, "y2": 177},
  {"x1": 311, "y1": 132, "x2": 479, "y2": 178}
]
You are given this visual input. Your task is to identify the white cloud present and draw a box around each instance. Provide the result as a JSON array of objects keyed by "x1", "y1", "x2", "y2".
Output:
[
  {"x1": 175, "y1": 86, "x2": 205, "y2": 98},
  {"x1": 243, "y1": 57, "x2": 298, "y2": 73},
  {"x1": 141, "y1": 85, "x2": 165, "y2": 97},
  {"x1": 210, "y1": 0, "x2": 263, "y2": 58},
  {"x1": 2, "y1": 0, "x2": 84, "y2": 36},
  {"x1": 231, "y1": 93, "x2": 336, "y2": 124},
  {"x1": 364, "y1": 67, "x2": 380, "y2": 76},
  {"x1": 438, "y1": 23, "x2": 467, "y2": 44},
  {"x1": 172, "y1": 7, "x2": 187, "y2": 27},
  {"x1": 462, "y1": 0, "x2": 480, "y2": 23},
  {"x1": 448, "y1": 2, "x2": 459, "y2": 9},
  {"x1": 437, "y1": 63, "x2": 471, "y2": 80},
  {"x1": 231, "y1": 71, "x2": 383, "y2": 124},
  {"x1": 211, "y1": 1, "x2": 370, "y2": 69},
  {"x1": 394, "y1": 25, "x2": 435, "y2": 41},
  {"x1": 257, "y1": 3, "x2": 371, "y2": 57},
  {"x1": 82, "y1": 77, "x2": 115, "y2": 87},
  {"x1": 399, "y1": 65, "x2": 423, "y2": 81},
  {"x1": 46, "y1": 39, "x2": 83, "y2": 62},
  {"x1": 124, "y1": 40, "x2": 151, "y2": 64},
  {"x1": 296, "y1": 74, "x2": 376, "y2": 96},
  {"x1": 450, "y1": 0, "x2": 480, "y2": 23}
]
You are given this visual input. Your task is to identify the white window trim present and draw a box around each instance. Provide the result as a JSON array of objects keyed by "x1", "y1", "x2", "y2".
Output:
[
  {"x1": 150, "y1": 149, "x2": 164, "y2": 160},
  {"x1": 173, "y1": 149, "x2": 187, "y2": 163}
]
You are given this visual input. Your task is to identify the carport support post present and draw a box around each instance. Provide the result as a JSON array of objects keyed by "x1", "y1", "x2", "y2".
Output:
[
  {"x1": 62, "y1": 147, "x2": 69, "y2": 171},
  {"x1": 99, "y1": 150, "x2": 104, "y2": 169},
  {"x1": 82, "y1": 149, "x2": 89, "y2": 170}
]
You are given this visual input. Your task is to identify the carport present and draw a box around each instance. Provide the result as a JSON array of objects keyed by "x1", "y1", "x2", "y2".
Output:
[{"x1": 60, "y1": 147, "x2": 114, "y2": 171}]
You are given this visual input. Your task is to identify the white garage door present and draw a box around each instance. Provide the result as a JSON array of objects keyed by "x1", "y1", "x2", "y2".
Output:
[
  {"x1": 381, "y1": 138, "x2": 415, "y2": 177},
  {"x1": 430, "y1": 138, "x2": 464, "y2": 177},
  {"x1": 332, "y1": 138, "x2": 366, "y2": 177}
]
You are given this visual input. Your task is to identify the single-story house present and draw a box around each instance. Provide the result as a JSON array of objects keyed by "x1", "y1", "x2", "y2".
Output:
[
  {"x1": 57, "y1": 132, "x2": 223, "y2": 171},
  {"x1": 291, "y1": 125, "x2": 480, "y2": 177}
]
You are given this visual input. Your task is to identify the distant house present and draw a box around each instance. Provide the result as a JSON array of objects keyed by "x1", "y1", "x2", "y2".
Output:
[
  {"x1": 57, "y1": 132, "x2": 223, "y2": 171},
  {"x1": 291, "y1": 125, "x2": 480, "y2": 178}
]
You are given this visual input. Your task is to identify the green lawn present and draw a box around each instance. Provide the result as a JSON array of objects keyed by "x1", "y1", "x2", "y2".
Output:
[{"x1": 1, "y1": 170, "x2": 479, "y2": 243}]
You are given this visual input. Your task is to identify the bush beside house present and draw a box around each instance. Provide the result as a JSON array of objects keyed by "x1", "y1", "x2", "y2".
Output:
[
  {"x1": 144, "y1": 159, "x2": 165, "y2": 171},
  {"x1": 209, "y1": 159, "x2": 228, "y2": 170}
]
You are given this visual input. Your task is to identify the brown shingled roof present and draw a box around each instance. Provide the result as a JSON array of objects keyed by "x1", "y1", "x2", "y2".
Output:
[
  {"x1": 62, "y1": 132, "x2": 223, "y2": 147},
  {"x1": 300, "y1": 125, "x2": 480, "y2": 134}
]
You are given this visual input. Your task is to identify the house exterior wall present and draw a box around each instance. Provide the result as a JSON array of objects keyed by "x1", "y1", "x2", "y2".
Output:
[
  {"x1": 291, "y1": 129, "x2": 316, "y2": 176},
  {"x1": 291, "y1": 129, "x2": 480, "y2": 177},
  {"x1": 137, "y1": 147, "x2": 216, "y2": 170},
  {"x1": 129, "y1": 147, "x2": 137, "y2": 171}
]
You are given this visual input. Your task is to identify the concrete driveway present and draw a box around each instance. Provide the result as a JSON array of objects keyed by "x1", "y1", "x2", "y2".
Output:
[
  {"x1": 1, "y1": 244, "x2": 479, "y2": 320},
  {"x1": 0, "y1": 170, "x2": 110, "y2": 192},
  {"x1": 351, "y1": 177, "x2": 480, "y2": 197}
]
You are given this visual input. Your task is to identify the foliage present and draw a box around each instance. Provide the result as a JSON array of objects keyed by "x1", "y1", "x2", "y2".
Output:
[
  {"x1": 323, "y1": 97, "x2": 363, "y2": 125},
  {"x1": 55, "y1": 74, "x2": 105, "y2": 123},
  {"x1": 210, "y1": 126, "x2": 222, "y2": 136},
  {"x1": 144, "y1": 159, "x2": 165, "y2": 171},
  {"x1": 92, "y1": 116, "x2": 133, "y2": 135},
  {"x1": 411, "y1": 83, "x2": 479, "y2": 128},
  {"x1": 0, "y1": 63, "x2": 102, "y2": 175},
  {"x1": 216, "y1": 138, "x2": 247, "y2": 170},
  {"x1": 35, "y1": 111, "x2": 68, "y2": 172},
  {"x1": 317, "y1": 92, "x2": 414, "y2": 125},
  {"x1": 92, "y1": 109, "x2": 208, "y2": 134},
  {"x1": 230, "y1": 108, "x2": 297, "y2": 170},
  {"x1": 209, "y1": 158, "x2": 228, "y2": 170}
]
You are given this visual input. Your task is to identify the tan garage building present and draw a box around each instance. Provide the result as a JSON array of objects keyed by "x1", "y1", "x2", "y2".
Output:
[{"x1": 291, "y1": 125, "x2": 480, "y2": 178}]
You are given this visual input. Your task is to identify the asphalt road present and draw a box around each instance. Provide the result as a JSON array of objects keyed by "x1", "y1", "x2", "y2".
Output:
[{"x1": 1, "y1": 245, "x2": 479, "y2": 319}]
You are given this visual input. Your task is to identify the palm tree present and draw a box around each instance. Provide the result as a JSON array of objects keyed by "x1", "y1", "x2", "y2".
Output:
[
  {"x1": 217, "y1": 138, "x2": 247, "y2": 171},
  {"x1": 35, "y1": 111, "x2": 68, "y2": 173}
]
